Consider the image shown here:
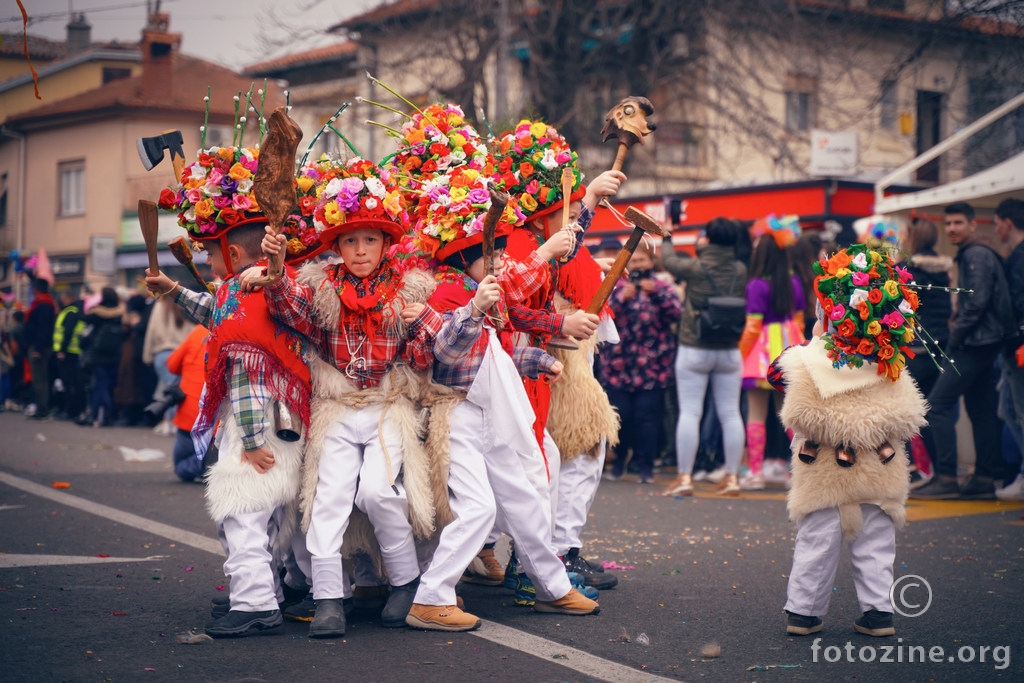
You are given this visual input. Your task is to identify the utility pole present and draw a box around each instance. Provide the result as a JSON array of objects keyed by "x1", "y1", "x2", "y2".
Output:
[{"x1": 494, "y1": 0, "x2": 509, "y2": 122}]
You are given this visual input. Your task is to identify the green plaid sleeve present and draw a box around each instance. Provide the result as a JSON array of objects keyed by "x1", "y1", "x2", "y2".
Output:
[{"x1": 228, "y1": 359, "x2": 268, "y2": 451}]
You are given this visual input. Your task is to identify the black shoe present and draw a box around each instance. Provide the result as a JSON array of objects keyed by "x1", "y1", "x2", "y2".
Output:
[
  {"x1": 854, "y1": 609, "x2": 894, "y2": 636},
  {"x1": 204, "y1": 609, "x2": 282, "y2": 638},
  {"x1": 309, "y1": 598, "x2": 346, "y2": 638},
  {"x1": 284, "y1": 594, "x2": 354, "y2": 622},
  {"x1": 210, "y1": 596, "x2": 230, "y2": 619},
  {"x1": 563, "y1": 548, "x2": 617, "y2": 590},
  {"x1": 909, "y1": 477, "x2": 960, "y2": 500},
  {"x1": 958, "y1": 475, "x2": 995, "y2": 500},
  {"x1": 280, "y1": 582, "x2": 308, "y2": 609},
  {"x1": 785, "y1": 610, "x2": 823, "y2": 635},
  {"x1": 381, "y1": 578, "x2": 419, "y2": 628}
]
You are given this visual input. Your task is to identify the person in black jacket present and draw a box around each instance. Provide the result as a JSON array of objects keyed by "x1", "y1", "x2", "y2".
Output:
[
  {"x1": 24, "y1": 278, "x2": 57, "y2": 419},
  {"x1": 994, "y1": 198, "x2": 1024, "y2": 500},
  {"x1": 53, "y1": 287, "x2": 85, "y2": 420},
  {"x1": 78, "y1": 288, "x2": 125, "y2": 427},
  {"x1": 913, "y1": 203, "x2": 1016, "y2": 500}
]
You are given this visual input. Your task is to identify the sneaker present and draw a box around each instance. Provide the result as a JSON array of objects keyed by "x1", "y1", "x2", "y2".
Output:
[
  {"x1": 352, "y1": 584, "x2": 389, "y2": 612},
  {"x1": 740, "y1": 472, "x2": 765, "y2": 491},
  {"x1": 205, "y1": 609, "x2": 283, "y2": 638},
  {"x1": 908, "y1": 467, "x2": 932, "y2": 490},
  {"x1": 381, "y1": 577, "x2": 418, "y2": 627},
  {"x1": 854, "y1": 609, "x2": 894, "y2": 637},
  {"x1": 210, "y1": 595, "x2": 230, "y2": 620},
  {"x1": 280, "y1": 582, "x2": 308, "y2": 610},
  {"x1": 638, "y1": 473, "x2": 654, "y2": 484},
  {"x1": 602, "y1": 470, "x2": 622, "y2": 482},
  {"x1": 309, "y1": 598, "x2": 346, "y2": 638},
  {"x1": 785, "y1": 610, "x2": 823, "y2": 636},
  {"x1": 563, "y1": 548, "x2": 617, "y2": 590},
  {"x1": 692, "y1": 470, "x2": 709, "y2": 482},
  {"x1": 714, "y1": 473, "x2": 740, "y2": 496},
  {"x1": 763, "y1": 460, "x2": 790, "y2": 485},
  {"x1": 661, "y1": 473, "x2": 693, "y2": 497},
  {"x1": 534, "y1": 588, "x2": 600, "y2": 616},
  {"x1": 405, "y1": 603, "x2": 481, "y2": 631},
  {"x1": 462, "y1": 547, "x2": 504, "y2": 586},
  {"x1": 959, "y1": 475, "x2": 995, "y2": 500},
  {"x1": 512, "y1": 573, "x2": 536, "y2": 606},
  {"x1": 996, "y1": 473, "x2": 1024, "y2": 501},
  {"x1": 503, "y1": 549, "x2": 520, "y2": 590},
  {"x1": 566, "y1": 572, "x2": 600, "y2": 600},
  {"x1": 705, "y1": 467, "x2": 727, "y2": 484},
  {"x1": 910, "y1": 476, "x2": 960, "y2": 500}
]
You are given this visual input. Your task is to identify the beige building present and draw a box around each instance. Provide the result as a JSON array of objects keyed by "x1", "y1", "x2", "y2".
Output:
[{"x1": 0, "y1": 13, "x2": 284, "y2": 295}]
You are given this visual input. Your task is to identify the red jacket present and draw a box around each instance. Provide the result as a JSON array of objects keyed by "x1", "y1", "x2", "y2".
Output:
[{"x1": 167, "y1": 325, "x2": 208, "y2": 432}]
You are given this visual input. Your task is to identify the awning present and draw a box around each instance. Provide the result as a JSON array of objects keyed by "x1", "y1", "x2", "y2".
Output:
[{"x1": 876, "y1": 150, "x2": 1024, "y2": 215}]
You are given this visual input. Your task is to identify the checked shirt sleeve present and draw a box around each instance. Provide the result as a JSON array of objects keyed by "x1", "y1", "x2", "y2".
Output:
[
  {"x1": 228, "y1": 357, "x2": 270, "y2": 451},
  {"x1": 264, "y1": 271, "x2": 324, "y2": 342},
  {"x1": 512, "y1": 345, "x2": 556, "y2": 379},
  {"x1": 501, "y1": 250, "x2": 549, "y2": 304},
  {"x1": 434, "y1": 304, "x2": 485, "y2": 366},
  {"x1": 401, "y1": 304, "x2": 443, "y2": 371},
  {"x1": 173, "y1": 287, "x2": 215, "y2": 327},
  {"x1": 508, "y1": 302, "x2": 564, "y2": 337}
]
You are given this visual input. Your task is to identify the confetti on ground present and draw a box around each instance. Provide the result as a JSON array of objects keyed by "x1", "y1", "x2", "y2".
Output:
[
  {"x1": 747, "y1": 664, "x2": 801, "y2": 671},
  {"x1": 176, "y1": 632, "x2": 213, "y2": 644},
  {"x1": 701, "y1": 642, "x2": 721, "y2": 658},
  {"x1": 601, "y1": 561, "x2": 635, "y2": 570},
  {"x1": 96, "y1": 554, "x2": 110, "y2": 558},
  {"x1": 52, "y1": 482, "x2": 70, "y2": 489},
  {"x1": 110, "y1": 611, "x2": 127, "y2": 617}
]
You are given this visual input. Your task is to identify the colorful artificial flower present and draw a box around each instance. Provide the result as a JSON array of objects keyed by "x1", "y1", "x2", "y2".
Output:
[
  {"x1": 312, "y1": 156, "x2": 407, "y2": 246},
  {"x1": 491, "y1": 119, "x2": 583, "y2": 223}
]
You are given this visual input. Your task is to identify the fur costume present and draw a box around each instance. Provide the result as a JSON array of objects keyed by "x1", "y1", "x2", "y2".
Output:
[
  {"x1": 779, "y1": 336, "x2": 927, "y2": 538},
  {"x1": 546, "y1": 293, "x2": 620, "y2": 461},
  {"x1": 293, "y1": 262, "x2": 451, "y2": 553}
]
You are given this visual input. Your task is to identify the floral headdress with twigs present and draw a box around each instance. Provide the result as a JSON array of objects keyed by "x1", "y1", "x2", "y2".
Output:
[
  {"x1": 492, "y1": 119, "x2": 584, "y2": 220},
  {"x1": 312, "y1": 156, "x2": 407, "y2": 246}
]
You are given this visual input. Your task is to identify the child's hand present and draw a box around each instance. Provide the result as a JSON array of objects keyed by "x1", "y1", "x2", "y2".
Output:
[
  {"x1": 262, "y1": 227, "x2": 286, "y2": 257},
  {"x1": 584, "y1": 170, "x2": 627, "y2": 208},
  {"x1": 544, "y1": 360, "x2": 564, "y2": 382},
  {"x1": 242, "y1": 446, "x2": 275, "y2": 473},
  {"x1": 145, "y1": 269, "x2": 178, "y2": 297},
  {"x1": 238, "y1": 266, "x2": 267, "y2": 292},
  {"x1": 472, "y1": 275, "x2": 501, "y2": 316},
  {"x1": 537, "y1": 231, "x2": 573, "y2": 261},
  {"x1": 401, "y1": 302, "x2": 425, "y2": 323},
  {"x1": 561, "y1": 310, "x2": 600, "y2": 339}
]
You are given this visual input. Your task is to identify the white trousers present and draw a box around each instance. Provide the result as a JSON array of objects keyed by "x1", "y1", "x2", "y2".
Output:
[
  {"x1": 553, "y1": 440, "x2": 606, "y2": 556},
  {"x1": 279, "y1": 527, "x2": 312, "y2": 593},
  {"x1": 307, "y1": 403, "x2": 419, "y2": 599},
  {"x1": 221, "y1": 506, "x2": 282, "y2": 612},
  {"x1": 784, "y1": 504, "x2": 895, "y2": 616},
  {"x1": 415, "y1": 402, "x2": 497, "y2": 606},
  {"x1": 545, "y1": 430, "x2": 561, "y2": 541}
]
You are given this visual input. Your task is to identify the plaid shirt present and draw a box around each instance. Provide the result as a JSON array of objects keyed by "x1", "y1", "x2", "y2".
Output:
[
  {"x1": 264, "y1": 265, "x2": 442, "y2": 390},
  {"x1": 174, "y1": 284, "x2": 269, "y2": 451}
]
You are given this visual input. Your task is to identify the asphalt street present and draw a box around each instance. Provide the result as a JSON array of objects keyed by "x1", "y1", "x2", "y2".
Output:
[{"x1": 0, "y1": 412, "x2": 1021, "y2": 682}]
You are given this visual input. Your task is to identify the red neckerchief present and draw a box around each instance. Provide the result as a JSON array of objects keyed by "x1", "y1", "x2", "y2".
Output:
[{"x1": 324, "y1": 261, "x2": 404, "y2": 348}]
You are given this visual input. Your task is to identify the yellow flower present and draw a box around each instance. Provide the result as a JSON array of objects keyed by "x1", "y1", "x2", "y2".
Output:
[
  {"x1": 439, "y1": 224, "x2": 458, "y2": 243},
  {"x1": 870, "y1": 251, "x2": 882, "y2": 264},
  {"x1": 519, "y1": 194, "x2": 538, "y2": 213},
  {"x1": 383, "y1": 191, "x2": 402, "y2": 217},
  {"x1": 449, "y1": 187, "x2": 468, "y2": 203},
  {"x1": 296, "y1": 176, "x2": 315, "y2": 193},
  {"x1": 462, "y1": 169, "x2": 479, "y2": 182},
  {"x1": 530, "y1": 121, "x2": 547, "y2": 138},
  {"x1": 866, "y1": 320, "x2": 882, "y2": 336},
  {"x1": 836, "y1": 267, "x2": 851, "y2": 278},
  {"x1": 286, "y1": 238, "x2": 303, "y2": 254},
  {"x1": 194, "y1": 198, "x2": 214, "y2": 219},
  {"x1": 448, "y1": 114, "x2": 464, "y2": 126},
  {"x1": 229, "y1": 163, "x2": 252, "y2": 181},
  {"x1": 902, "y1": 327, "x2": 915, "y2": 343},
  {"x1": 323, "y1": 200, "x2": 343, "y2": 225},
  {"x1": 883, "y1": 280, "x2": 899, "y2": 297},
  {"x1": 450, "y1": 133, "x2": 467, "y2": 148}
]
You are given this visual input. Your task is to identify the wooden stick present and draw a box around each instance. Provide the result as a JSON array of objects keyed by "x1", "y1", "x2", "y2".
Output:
[
  {"x1": 138, "y1": 200, "x2": 160, "y2": 276},
  {"x1": 168, "y1": 236, "x2": 215, "y2": 294}
]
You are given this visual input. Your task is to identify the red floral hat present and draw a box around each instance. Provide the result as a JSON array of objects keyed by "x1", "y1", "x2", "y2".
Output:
[{"x1": 312, "y1": 157, "x2": 407, "y2": 247}]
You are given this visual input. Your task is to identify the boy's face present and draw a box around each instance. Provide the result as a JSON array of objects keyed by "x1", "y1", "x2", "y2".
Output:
[
  {"x1": 467, "y1": 247, "x2": 505, "y2": 283},
  {"x1": 336, "y1": 228, "x2": 385, "y2": 278},
  {"x1": 204, "y1": 243, "x2": 229, "y2": 280},
  {"x1": 530, "y1": 199, "x2": 583, "y2": 238}
]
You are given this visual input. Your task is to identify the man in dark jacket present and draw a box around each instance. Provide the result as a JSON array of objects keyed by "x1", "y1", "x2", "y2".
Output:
[
  {"x1": 53, "y1": 287, "x2": 85, "y2": 420},
  {"x1": 24, "y1": 278, "x2": 57, "y2": 419},
  {"x1": 994, "y1": 198, "x2": 1024, "y2": 500},
  {"x1": 914, "y1": 202, "x2": 1015, "y2": 500}
]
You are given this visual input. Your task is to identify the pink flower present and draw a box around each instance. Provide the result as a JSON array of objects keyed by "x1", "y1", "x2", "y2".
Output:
[
  {"x1": 232, "y1": 194, "x2": 253, "y2": 211},
  {"x1": 829, "y1": 303, "x2": 847, "y2": 321},
  {"x1": 881, "y1": 311, "x2": 906, "y2": 328},
  {"x1": 851, "y1": 271, "x2": 869, "y2": 286},
  {"x1": 213, "y1": 195, "x2": 233, "y2": 210}
]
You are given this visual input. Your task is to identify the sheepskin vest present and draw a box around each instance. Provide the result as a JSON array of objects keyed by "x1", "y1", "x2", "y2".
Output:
[{"x1": 778, "y1": 338, "x2": 927, "y2": 538}]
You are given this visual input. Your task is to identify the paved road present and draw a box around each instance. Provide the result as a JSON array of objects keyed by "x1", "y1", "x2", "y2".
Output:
[{"x1": 1, "y1": 412, "x2": 1021, "y2": 682}]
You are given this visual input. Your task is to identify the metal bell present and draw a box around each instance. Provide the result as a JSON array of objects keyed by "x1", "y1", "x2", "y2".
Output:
[
  {"x1": 835, "y1": 444, "x2": 856, "y2": 468},
  {"x1": 798, "y1": 440, "x2": 820, "y2": 464}
]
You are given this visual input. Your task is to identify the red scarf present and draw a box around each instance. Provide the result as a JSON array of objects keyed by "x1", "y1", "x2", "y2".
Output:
[
  {"x1": 29, "y1": 291, "x2": 55, "y2": 316},
  {"x1": 201, "y1": 270, "x2": 312, "y2": 430},
  {"x1": 322, "y1": 261, "x2": 404, "y2": 348}
]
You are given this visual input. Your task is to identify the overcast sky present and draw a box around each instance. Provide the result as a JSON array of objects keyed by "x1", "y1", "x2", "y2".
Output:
[{"x1": 3, "y1": 0, "x2": 381, "y2": 70}]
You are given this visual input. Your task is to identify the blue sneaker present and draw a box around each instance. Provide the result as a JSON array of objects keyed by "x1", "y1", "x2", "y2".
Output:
[
  {"x1": 566, "y1": 571, "x2": 599, "y2": 600},
  {"x1": 503, "y1": 549, "x2": 520, "y2": 591},
  {"x1": 511, "y1": 573, "x2": 536, "y2": 606}
]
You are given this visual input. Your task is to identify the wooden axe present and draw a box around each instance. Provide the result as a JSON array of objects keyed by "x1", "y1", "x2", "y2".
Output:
[
  {"x1": 586, "y1": 206, "x2": 669, "y2": 314},
  {"x1": 138, "y1": 200, "x2": 161, "y2": 276},
  {"x1": 137, "y1": 130, "x2": 186, "y2": 180},
  {"x1": 248, "y1": 107, "x2": 304, "y2": 287}
]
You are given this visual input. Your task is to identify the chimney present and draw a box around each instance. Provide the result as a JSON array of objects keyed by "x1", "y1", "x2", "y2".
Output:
[
  {"x1": 140, "y1": 12, "x2": 181, "y2": 98},
  {"x1": 66, "y1": 13, "x2": 91, "y2": 56}
]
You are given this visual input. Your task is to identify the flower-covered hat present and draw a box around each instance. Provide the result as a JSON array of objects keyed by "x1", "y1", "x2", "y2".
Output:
[
  {"x1": 493, "y1": 119, "x2": 585, "y2": 228},
  {"x1": 751, "y1": 214, "x2": 801, "y2": 249},
  {"x1": 411, "y1": 164, "x2": 523, "y2": 266},
  {"x1": 280, "y1": 157, "x2": 339, "y2": 264},
  {"x1": 853, "y1": 214, "x2": 901, "y2": 251},
  {"x1": 158, "y1": 146, "x2": 264, "y2": 241},
  {"x1": 386, "y1": 103, "x2": 489, "y2": 204},
  {"x1": 313, "y1": 157, "x2": 406, "y2": 247},
  {"x1": 814, "y1": 244, "x2": 920, "y2": 380}
]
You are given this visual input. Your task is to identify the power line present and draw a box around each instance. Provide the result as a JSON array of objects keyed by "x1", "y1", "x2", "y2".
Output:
[{"x1": 0, "y1": 1, "x2": 175, "y2": 26}]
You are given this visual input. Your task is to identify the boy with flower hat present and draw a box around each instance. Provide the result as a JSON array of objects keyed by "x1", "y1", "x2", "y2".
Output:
[
  {"x1": 496, "y1": 119, "x2": 624, "y2": 592},
  {"x1": 257, "y1": 156, "x2": 443, "y2": 639},
  {"x1": 147, "y1": 144, "x2": 313, "y2": 638},
  {"x1": 769, "y1": 244, "x2": 927, "y2": 638},
  {"x1": 404, "y1": 168, "x2": 600, "y2": 630}
]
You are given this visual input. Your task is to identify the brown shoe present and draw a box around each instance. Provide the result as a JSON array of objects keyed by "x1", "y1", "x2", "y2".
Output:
[
  {"x1": 715, "y1": 473, "x2": 740, "y2": 496},
  {"x1": 534, "y1": 588, "x2": 600, "y2": 616},
  {"x1": 661, "y1": 473, "x2": 693, "y2": 497},
  {"x1": 405, "y1": 603, "x2": 481, "y2": 631},
  {"x1": 462, "y1": 547, "x2": 505, "y2": 586}
]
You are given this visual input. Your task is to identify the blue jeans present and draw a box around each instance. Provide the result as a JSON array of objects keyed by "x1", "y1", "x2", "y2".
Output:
[
  {"x1": 606, "y1": 387, "x2": 664, "y2": 478},
  {"x1": 153, "y1": 349, "x2": 179, "y2": 421},
  {"x1": 90, "y1": 363, "x2": 118, "y2": 425},
  {"x1": 673, "y1": 345, "x2": 745, "y2": 475},
  {"x1": 173, "y1": 428, "x2": 203, "y2": 481}
]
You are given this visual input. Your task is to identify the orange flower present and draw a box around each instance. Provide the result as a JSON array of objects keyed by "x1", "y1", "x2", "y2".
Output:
[
  {"x1": 877, "y1": 344, "x2": 896, "y2": 361},
  {"x1": 832, "y1": 251, "x2": 851, "y2": 268},
  {"x1": 228, "y1": 163, "x2": 252, "y2": 181},
  {"x1": 406, "y1": 128, "x2": 425, "y2": 144},
  {"x1": 194, "y1": 198, "x2": 214, "y2": 219},
  {"x1": 857, "y1": 338, "x2": 876, "y2": 355},
  {"x1": 520, "y1": 162, "x2": 535, "y2": 178},
  {"x1": 857, "y1": 301, "x2": 870, "y2": 320},
  {"x1": 837, "y1": 319, "x2": 857, "y2": 338}
]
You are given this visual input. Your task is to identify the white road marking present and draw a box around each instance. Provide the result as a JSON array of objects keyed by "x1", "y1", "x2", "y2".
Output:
[
  {"x1": 0, "y1": 471, "x2": 224, "y2": 556},
  {"x1": 0, "y1": 554, "x2": 168, "y2": 568},
  {"x1": 0, "y1": 504, "x2": 25, "y2": 510},
  {"x1": 0, "y1": 469, "x2": 680, "y2": 683}
]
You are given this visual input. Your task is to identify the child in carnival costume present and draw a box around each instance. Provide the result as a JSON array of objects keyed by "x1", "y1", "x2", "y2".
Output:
[
  {"x1": 148, "y1": 143, "x2": 313, "y2": 638},
  {"x1": 255, "y1": 156, "x2": 442, "y2": 639},
  {"x1": 495, "y1": 119, "x2": 623, "y2": 591},
  {"x1": 399, "y1": 162, "x2": 600, "y2": 629},
  {"x1": 770, "y1": 244, "x2": 927, "y2": 638}
]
